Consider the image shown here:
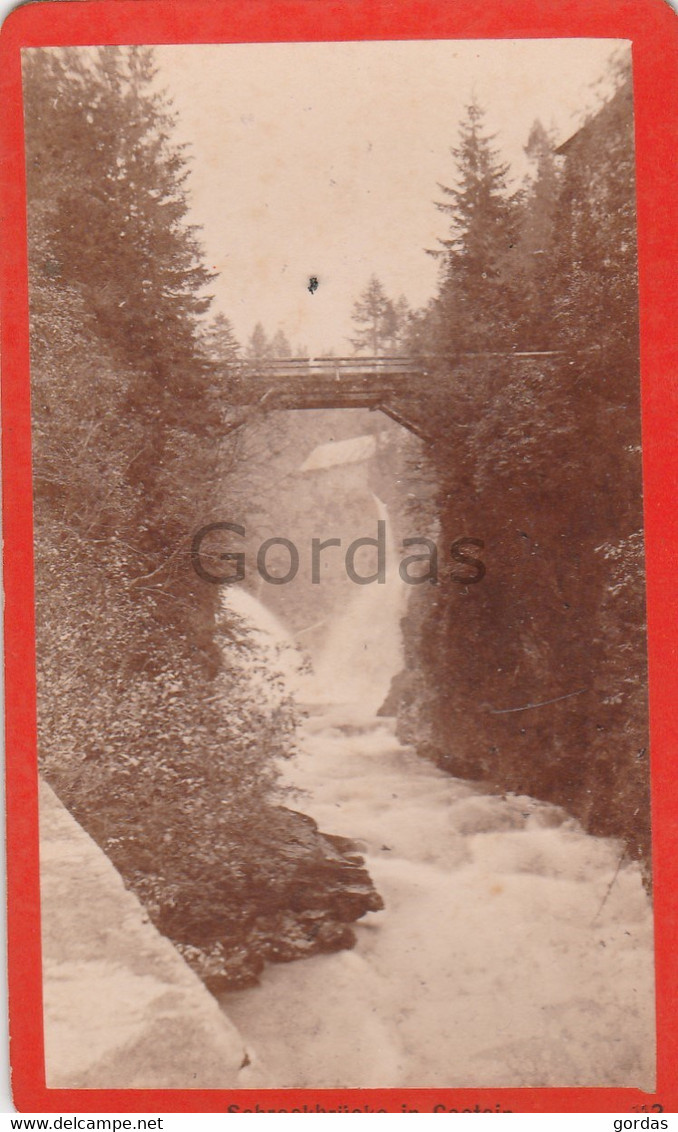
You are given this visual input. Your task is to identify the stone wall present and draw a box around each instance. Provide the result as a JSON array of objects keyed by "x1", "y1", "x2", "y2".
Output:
[{"x1": 39, "y1": 779, "x2": 266, "y2": 1089}]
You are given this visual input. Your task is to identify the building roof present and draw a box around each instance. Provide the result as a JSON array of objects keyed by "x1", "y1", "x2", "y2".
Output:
[
  {"x1": 299, "y1": 434, "x2": 376, "y2": 472},
  {"x1": 555, "y1": 80, "x2": 633, "y2": 156}
]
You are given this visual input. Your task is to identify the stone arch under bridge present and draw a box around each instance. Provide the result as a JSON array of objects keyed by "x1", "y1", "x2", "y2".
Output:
[{"x1": 226, "y1": 353, "x2": 568, "y2": 441}]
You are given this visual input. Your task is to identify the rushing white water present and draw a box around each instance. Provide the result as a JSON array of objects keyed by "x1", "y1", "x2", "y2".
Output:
[
  {"x1": 220, "y1": 502, "x2": 656, "y2": 1090},
  {"x1": 224, "y1": 583, "x2": 307, "y2": 703},
  {"x1": 304, "y1": 495, "x2": 407, "y2": 712}
]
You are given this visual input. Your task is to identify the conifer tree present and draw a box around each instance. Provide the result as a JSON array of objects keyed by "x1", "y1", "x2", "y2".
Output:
[
  {"x1": 246, "y1": 321, "x2": 272, "y2": 361},
  {"x1": 24, "y1": 45, "x2": 382, "y2": 990},
  {"x1": 349, "y1": 275, "x2": 392, "y2": 354},
  {"x1": 199, "y1": 312, "x2": 245, "y2": 407},
  {"x1": 522, "y1": 120, "x2": 559, "y2": 258},
  {"x1": 391, "y1": 295, "x2": 413, "y2": 354},
  {"x1": 24, "y1": 48, "x2": 214, "y2": 382},
  {"x1": 431, "y1": 100, "x2": 520, "y2": 351},
  {"x1": 202, "y1": 311, "x2": 242, "y2": 365},
  {"x1": 514, "y1": 120, "x2": 561, "y2": 348},
  {"x1": 23, "y1": 45, "x2": 223, "y2": 602},
  {"x1": 397, "y1": 63, "x2": 649, "y2": 868},
  {"x1": 270, "y1": 328, "x2": 293, "y2": 358}
]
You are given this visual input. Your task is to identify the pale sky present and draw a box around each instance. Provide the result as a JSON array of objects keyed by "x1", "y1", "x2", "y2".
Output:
[{"x1": 155, "y1": 39, "x2": 628, "y2": 356}]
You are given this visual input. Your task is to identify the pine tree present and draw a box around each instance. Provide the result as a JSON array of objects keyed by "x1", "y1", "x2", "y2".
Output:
[
  {"x1": 396, "y1": 68, "x2": 649, "y2": 869},
  {"x1": 200, "y1": 312, "x2": 245, "y2": 407},
  {"x1": 23, "y1": 45, "x2": 224, "y2": 595},
  {"x1": 24, "y1": 48, "x2": 214, "y2": 384},
  {"x1": 246, "y1": 321, "x2": 272, "y2": 361},
  {"x1": 391, "y1": 295, "x2": 413, "y2": 354},
  {"x1": 23, "y1": 46, "x2": 382, "y2": 990},
  {"x1": 522, "y1": 121, "x2": 559, "y2": 257},
  {"x1": 349, "y1": 275, "x2": 392, "y2": 354},
  {"x1": 202, "y1": 311, "x2": 242, "y2": 366},
  {"x1": 514, "y1": 120, "x2": 561, "y2": 348},
  {"x1": 270, "y1": 328, "x2": 293, "y2": 358},
  {"x1": 431, "y1": 100, "x2": 520, "y2": 351}
]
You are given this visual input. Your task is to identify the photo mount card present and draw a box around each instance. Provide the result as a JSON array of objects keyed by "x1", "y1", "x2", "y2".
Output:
[{"x1": 1, "y1": 0, "x2": 677, "y2": 1115}]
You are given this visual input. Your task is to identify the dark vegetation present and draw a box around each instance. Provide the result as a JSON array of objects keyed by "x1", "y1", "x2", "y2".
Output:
[
  {"x1": 24, "y1": 46, "x2": 381, "y2": 992},
  {"x1": 389, "y1": 60, "x2": 650, "y2": 869},
  {"x1": 25, "y1": 39, "x2": 648, "y2": 1010}
]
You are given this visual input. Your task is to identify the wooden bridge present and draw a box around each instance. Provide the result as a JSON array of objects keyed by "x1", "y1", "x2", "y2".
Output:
[
  {"x1": 232, "y1": 352, "x2": 565, "y2": 439},
  {"x1": 242, "y1": 356, "x2": 428, "y2": 434}
]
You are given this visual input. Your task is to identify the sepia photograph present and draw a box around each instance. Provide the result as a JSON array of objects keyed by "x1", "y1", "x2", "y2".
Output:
[{"x1": 21, "y1": 36, "x2": 655, "y2": 1094}]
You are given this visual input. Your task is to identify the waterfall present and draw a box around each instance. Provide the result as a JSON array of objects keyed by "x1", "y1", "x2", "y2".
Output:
[
  {"x1": 219, "y1": 501, "x2": 655, "y2": 1092},
  {"x1": 304, "y1": 495, "x2": 407, "y2": 713},
  {"x1": 221, "y1": 584, "x2": 307, "y2": 704},
  {"x1": 223, "y1": 496, "x2": 408, "y2": 717}
]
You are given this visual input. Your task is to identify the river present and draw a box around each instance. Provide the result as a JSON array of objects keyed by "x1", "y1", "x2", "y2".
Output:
[{"x1": 221, "y1": 499, "x2": 656, "y2": 1090}]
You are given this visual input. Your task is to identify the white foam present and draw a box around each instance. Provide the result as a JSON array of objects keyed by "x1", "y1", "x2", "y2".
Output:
[{"x1": 219, "y1": 504, "x2": 656, "y2": 1090}]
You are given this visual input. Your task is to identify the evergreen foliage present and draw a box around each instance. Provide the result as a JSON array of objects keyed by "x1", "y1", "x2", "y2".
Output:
[
  {"x1": 515, "y1": 120, "x2": 561, "y2": 348},
  {"x1": 431, "y1": 100, "x2": 521, "y2": 351},
  {"x1": 244, "y1": 322, "x2": 295, "y2": 365},
  {"x1": 24, "y1": 45, "x2": 380, "y2": 990},
  {"x1": 552, "y1": 70, "x2": 638, "y2": 367},
  {"x1": 270, "y1": 328, "x2": 293, "y2": 358},
  {"x1": 349, "y1": 274, "x2": 391, "y2": 354},
  {"x1": 349, "y1": 275, "x2": 412, "y2": 355},
  {"x1": 395, "y1": 62, "x2": 649, "y2": 868},
  {"x1": 246, "y1": 320, "x2": 273, "y2": 361}
]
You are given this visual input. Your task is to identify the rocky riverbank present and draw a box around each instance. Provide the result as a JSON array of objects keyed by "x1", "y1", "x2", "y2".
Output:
[{"x1": 153, "y1": 806, "x2": 383, "y2": 993}]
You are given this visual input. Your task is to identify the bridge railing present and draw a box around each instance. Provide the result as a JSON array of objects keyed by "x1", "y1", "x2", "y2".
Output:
[
  {"x1": 241, "y1": 351, "x2": 568, "y2": 382},
  {"x1": 243, "y1": 356, "x2": 422, "y2": 380}
]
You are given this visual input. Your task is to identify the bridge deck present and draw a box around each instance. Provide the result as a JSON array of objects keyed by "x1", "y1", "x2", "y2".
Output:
[
  {"x1": 232, "y1": 352, "x2": 568, "y2": 437},
  {"x1": 243, "y1": 356, "x2": 424, "y2": 381}
]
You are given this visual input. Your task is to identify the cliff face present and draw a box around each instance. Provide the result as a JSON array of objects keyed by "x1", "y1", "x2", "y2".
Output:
[
  {"x1": 391, "y1": 356, "x2": 650, "y2": 871},
  {"x1": 39, "y1": 779, "x2": 265, "y2": 1089}
]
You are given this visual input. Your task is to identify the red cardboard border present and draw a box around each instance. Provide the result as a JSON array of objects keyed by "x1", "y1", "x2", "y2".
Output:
[{"x1": 2, "y1": 0, "x2": 677, "y2": 1113}]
